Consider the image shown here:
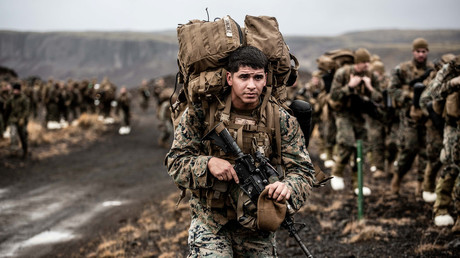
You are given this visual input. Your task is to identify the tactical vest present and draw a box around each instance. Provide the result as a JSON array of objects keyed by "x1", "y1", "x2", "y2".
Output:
[{"x1": 194, "y1": 91, "x2": 283, "y2": 228}]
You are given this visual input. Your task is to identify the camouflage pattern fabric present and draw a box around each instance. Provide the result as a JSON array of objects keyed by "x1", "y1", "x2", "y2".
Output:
[
  {"x1": 389, "y1": 59, "x2": 434, "y2": 182},
  {"x1": 329, "y1": 64, "x2": 381, "y2": 185},
  {"x1": 165, "y1": 98, "x2": 315, "y2": 255},
  {"x1": 428, "y1": 64, "x2": 460, "y2": 216}
]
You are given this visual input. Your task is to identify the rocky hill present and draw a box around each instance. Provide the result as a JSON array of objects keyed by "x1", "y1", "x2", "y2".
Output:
[{"x1": 1, "y1": 29, "x2": 460, "y2": 87}]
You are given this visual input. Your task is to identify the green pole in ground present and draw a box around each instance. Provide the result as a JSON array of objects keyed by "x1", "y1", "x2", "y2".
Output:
[{"x1": 357, "y1": 139, "x2": 364, "y2": 221}]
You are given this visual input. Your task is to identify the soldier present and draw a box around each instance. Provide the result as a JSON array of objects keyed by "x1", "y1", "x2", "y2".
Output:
[
  {"x1": 367, "y1": 60, "x2": 398, "y2": 178},
  {"x1": 4, "y1": 83, "x2": 30, "y2": 158},
  {"x1": 43, "y1": 80, "x2": 62, "y2": 129},
  {"x1": 116, "y1": 86, "x2": 132, "y2": 135},
  {"x1": 424, "y1": 55, "x2": 460, "y2": 231},
  {"x1": 138, "y1": 79, "x2": 151, "y2": 112},
  {"x1": 389, "y1": 38, "x2": 434, "y2": 196},
  {"x1": 328, "y1": 48, "x2": 381, "y2": 196},
  {"x1": 296, "y1": 56, "x2": 337, "y2": 168},
  {"x1": 419, "y1": 54, "x2": 456, "y2": 203},
  {"x1": 0, "y1": 81, "x2": 11, "y2": 137},
  {"x1": 166, "y1": 46, "x2": 315, "y2": 256},
  {"x1": 157, "y1": 87, "x2": 175, "y2": 148},
  {"x1": 68, "y1": 81, "x2": 82, "y2": 125}
]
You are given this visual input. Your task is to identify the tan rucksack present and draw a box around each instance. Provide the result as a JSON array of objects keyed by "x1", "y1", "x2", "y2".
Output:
[{"x1": 172, "y1": 15, "x2": 299, "y2": 129}]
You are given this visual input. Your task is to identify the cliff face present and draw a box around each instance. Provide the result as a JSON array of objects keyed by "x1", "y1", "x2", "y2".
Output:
[
  {"x1": 1, "y1": 30, "x2": 460, "y2": 87},
  {"x1": 0, "y1": 31, "x2": 179, "y2": 87}
]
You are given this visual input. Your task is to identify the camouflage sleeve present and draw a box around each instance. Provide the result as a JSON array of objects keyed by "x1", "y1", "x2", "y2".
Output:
[
  {"x1": 165, "y1": 106, "x2": 213, "y2": 190},
  {"x1": 279, "y1": 107, "x2": 315, "y2": 211},
  {"x1": 389, "y1": 65, "x2": 406, "y2": 106},
  {"x1": 431, "y1": 64, "x2": 457, "y2": 99},
  {"x1": 329, "y1": 67, "x2": 351, "y2": 102},
  {"x1": 419, "y1": 84, "x2": 433, "y2": 115},
  {"x1": 370, "y1": 73, "x2": 383, "y2": 102}
]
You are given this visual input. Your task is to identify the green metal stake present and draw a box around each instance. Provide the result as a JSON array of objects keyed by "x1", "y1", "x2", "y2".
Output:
[{"x1": 357, "y1": 139, "x2": 364, "y2": 221}]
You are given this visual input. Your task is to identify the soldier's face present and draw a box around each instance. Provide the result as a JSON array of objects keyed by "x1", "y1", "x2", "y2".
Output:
[
  {"x1": 413, "y1": 48, "x2": 428, "y2": 63},
  {"x1": 355, "y1": 62, "x2": 369, "y2": 73},
  {"x1": 227, "y1": 66, "x2": 266, "y2": 110}
]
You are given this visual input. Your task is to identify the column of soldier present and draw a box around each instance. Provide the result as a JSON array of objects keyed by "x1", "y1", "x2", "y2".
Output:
[
  {"x1": 293, "y1": 38, "x2": 460, "y2": 233},
  {"x1": 0, "y1": 75, "x2": 138, "y2": 158}
]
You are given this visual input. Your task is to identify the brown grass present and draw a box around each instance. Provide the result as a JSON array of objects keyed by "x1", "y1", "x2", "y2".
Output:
[{"x1": 85, "y1": 192, "x2": 190, "y2": 257}]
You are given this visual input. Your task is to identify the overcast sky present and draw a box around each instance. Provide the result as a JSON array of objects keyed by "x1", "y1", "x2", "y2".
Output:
[{"x1": 0, "y1": 0, "x2": 459, "y2": 36}]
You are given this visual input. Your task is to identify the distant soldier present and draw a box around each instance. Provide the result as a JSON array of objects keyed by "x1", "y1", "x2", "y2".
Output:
[
  {"x1": 138, "y1": 79, "x2": 151, "y2": 112},
  {"x1": 97, "y1": 77, "x2": 117, "y2": 123},
  {"x1": 116, "y1": 86, "x2": 132, "y2": 135},
  {"x1": 421, "y1": 55, "x2": 460, "y2": 231},
  {"x1": 367, "y1": 60, "x2": 398, "y2": 178},
  {"x1": 296, "y1": 56, "x2": 336, "y2": 168},
  {"x1": 329, "y1": 48, "x2": 382, "y2": 195},
  {"x1": 0, "y1": 82, "x2": 11, "y2": 137},
  {"x1": 43, "y1": 80, "x2": 62, "y2": 129},
  {"x1": 157, "y1": 87, "x2": 176, "y2": 148},
  {"x1": 389, "y1": 38, "x2": 434, "y2": 196},
  {"x1": 67, "y1": 81, "x2": 82, "y2": 124},
  {"x1": 4, "y1": 83, "x2": 30, "y2": 158}
]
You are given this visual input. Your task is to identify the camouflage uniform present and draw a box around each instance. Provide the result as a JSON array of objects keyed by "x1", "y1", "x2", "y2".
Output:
[
  {"x1": 389, "y1": 59, "x2": 434, "y2": 193},
  {"x1": 165, "y1": 96, "x2": 315, "y2": 256},
  {"x1": 5, "y1": 85, "x2": 30, "y2": 157},
  {"x1": 419, "y1": 55, "x2": 456, "y2": 195},
  {"x1": 329, "y1": 63, "x2": 382, "y2": 188},
  {"x1": 116, "y1": 88, "x2": 131, "y2": 127},
  {"x1": 366, "y1": 62, "x2": 393, "y2": 176},
  {"x1": 138, "y1": 80, "x2": 151, "y2": 111},
  {"x1": 43, "y1": 82, "x2": 61, "y2": 123},
  {"x1": 427, "y1": 60, "x2": 460, "y2": 226}
]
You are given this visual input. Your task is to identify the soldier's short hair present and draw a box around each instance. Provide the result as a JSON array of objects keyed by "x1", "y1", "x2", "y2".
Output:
[{"x1": 227, "y1": 46, "x2": 268, "y2": 73}]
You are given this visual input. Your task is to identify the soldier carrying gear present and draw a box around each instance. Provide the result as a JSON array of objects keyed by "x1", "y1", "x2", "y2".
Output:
[
  {"x1": 389, "y1": 37, "x2": 435, "y2": 196},
  {"x1": 166, "y1": 45, "x2": 315, "y2": 257},
  {"x1": 328, "y1": 48, "x2": 382, "y2": 196}
]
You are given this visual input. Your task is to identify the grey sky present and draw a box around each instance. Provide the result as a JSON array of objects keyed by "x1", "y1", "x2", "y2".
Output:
[{"x1": 0, "y1": 0, "x2": 459, "y2": 36}]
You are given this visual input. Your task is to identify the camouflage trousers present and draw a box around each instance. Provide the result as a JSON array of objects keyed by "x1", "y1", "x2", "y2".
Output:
[
  {"x1": 395, "y1": 118, "x2": 427, "y2": 182},
  {"x1": 434, "y1": 124, "x2": 460, "y2": 216},
  {"x1": 423, "y1": 122, "x2": 444, "y2": 192},
  {"x1": 332, "y1": 115, "x2": 367, "y2": 188},
  {"x1": 187, "y1": 218, "x2": 276, "y2": 257}
]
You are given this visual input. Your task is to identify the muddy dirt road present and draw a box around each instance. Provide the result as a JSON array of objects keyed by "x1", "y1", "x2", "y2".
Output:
[{"x1": 0, "y1": 106, "x2": 175, "y2": 257}]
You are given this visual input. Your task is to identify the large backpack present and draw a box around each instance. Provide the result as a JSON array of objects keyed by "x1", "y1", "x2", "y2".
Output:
[{"x1": 171, "y1": 15, "x2": 299, "y2": 130}]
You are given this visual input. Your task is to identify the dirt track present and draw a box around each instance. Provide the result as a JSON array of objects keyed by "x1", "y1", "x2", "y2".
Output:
[
  {"x1": 0, "y1": 104, "x2": 176, "y2": 257},
  {"x1": 1, "y1": 100, "x2": 460, "y2": 257}
]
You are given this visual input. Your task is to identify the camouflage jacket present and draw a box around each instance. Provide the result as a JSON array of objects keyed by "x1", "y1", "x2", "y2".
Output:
[
  {"x1": 5, "y1": 93, "x2": 30, "y2": 124},
  {"x1": 329, "y1": 64, "x2": 382, "y2": 118},
  {"x1": 389, "y1": 59, "x2": 434, "y2": 110},
  {"x1": 428, "y1": 63, "x2": 460, "y2": 100},
  {"x1": 165, "y1": 100, "x2": 315, "y2": 234}
]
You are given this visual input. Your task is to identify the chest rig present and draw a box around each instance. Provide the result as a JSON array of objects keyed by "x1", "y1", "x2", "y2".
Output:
[
  {"x1": 196, "y1": 91, "x2": 283, "y2": 217},
  {"x1": 206, "y1": 92, "x2": 282, "y2": 168}
]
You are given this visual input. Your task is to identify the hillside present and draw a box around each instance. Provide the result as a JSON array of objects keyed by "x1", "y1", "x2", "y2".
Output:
[{"x1": 1, "y1": 29, "x2": 460, "y2": 87}]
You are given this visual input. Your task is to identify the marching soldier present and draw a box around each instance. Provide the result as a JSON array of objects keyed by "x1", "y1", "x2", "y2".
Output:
[
  {"x1": 329, "y1": 48, "x2": 381, "y2": 195},
  {"x1": 388, "y1": 38, "x2": 434, "y2": 196}
]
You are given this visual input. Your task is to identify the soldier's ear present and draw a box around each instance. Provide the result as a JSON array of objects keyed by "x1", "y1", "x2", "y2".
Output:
[{"x1": 227, "y1": 72, "x2": 233, "y2": 86}]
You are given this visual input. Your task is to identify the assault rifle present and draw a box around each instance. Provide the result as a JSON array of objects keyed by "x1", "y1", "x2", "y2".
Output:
[
  {"x1": 203, "y1": 123, "x2": 314, "y2": 258},
  {"x1": 408, "y1": 67, "x2": 434, "y2": 87}
]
